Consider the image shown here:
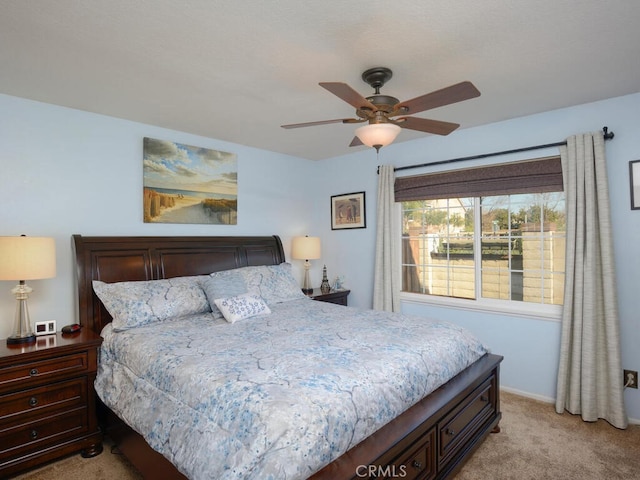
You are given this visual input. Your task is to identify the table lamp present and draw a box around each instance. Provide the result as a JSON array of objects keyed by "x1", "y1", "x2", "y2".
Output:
[
  {"x1": 0, "y1": 236, "x2": 56, "y2": 345},
  {"x1": 291, "y1": 236, "x2": 321, "y2": 294}
]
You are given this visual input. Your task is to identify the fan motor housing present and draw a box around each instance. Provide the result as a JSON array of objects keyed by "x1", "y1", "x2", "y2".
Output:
[{"x1": 366, "y1": 94, "x2": 399, "y2": 112}]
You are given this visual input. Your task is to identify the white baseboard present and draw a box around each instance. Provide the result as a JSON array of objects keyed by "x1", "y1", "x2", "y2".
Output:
[
  {"x1": 500, "y1": 386, "x2": 640, "y2": 425},
  {"x1": 500, "y1": 386, "x2": 555, "y2": 404}
]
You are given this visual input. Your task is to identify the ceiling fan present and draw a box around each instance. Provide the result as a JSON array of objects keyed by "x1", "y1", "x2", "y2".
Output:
[{"x1": 281, "y1": 67, "x2": 480, "y2": 151}]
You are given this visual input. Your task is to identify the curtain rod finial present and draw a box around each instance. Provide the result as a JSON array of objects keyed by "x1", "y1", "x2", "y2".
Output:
[{"x1": 603, "y1": 126, "x2": 614, "y2": 140}]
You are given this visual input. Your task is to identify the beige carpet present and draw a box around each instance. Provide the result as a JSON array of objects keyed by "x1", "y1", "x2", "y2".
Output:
[
  {"x1": 11, "y1": 438, "x2": 142, "y2": 480},
  {"x1": 11, "y1": 391, "x2": 640, "y2": 480},
  {"x1": 454, "y1": 391, "x2": 640, "y2": 480}
]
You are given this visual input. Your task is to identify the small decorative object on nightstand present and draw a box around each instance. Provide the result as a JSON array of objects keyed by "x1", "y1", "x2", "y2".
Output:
[
  {"x1": 320, "y1": 265, "x2": 331, "y2": 294},
  {"x1": 0, "y1": 330, "x2": 103, "y2": 477},
  {"x1": 309, "y1": 288, "x2": 350, "y2": 306}
]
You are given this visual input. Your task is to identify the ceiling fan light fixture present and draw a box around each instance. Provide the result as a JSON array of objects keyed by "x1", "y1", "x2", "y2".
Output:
[{"x1": 355, "y1": 123, "x2": 402, "y2": 149}]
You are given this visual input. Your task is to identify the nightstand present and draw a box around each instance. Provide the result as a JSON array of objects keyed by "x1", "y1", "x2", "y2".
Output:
[
  {"x1": 308, "y1": 288, "x2": 350, "y2": 306},
  {"x1": 0, "y1": 330, "x2": 103, "y2": 477}
]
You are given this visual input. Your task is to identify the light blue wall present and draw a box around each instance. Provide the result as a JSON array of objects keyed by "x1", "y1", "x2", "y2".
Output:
[
  {"x1": 0, "y1": 93, "x2": 318, "y2": 340},
  {"x1": 313, "y1": 92, "x2": 640, "y2": 422},
  {"x1": 1, "y1": 91, "x2": 638, "y2": 423}
]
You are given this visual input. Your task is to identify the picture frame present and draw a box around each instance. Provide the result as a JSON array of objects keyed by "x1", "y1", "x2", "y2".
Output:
[
  {"x1": 631, "y1": 160, "x2": 640, "y2": 210},
  {"x1": 331, "y1": 191, "x2": 366, "y2": 230},
  {"x1": 143, "y1": 137, "x2": 238, "y2": 224}
]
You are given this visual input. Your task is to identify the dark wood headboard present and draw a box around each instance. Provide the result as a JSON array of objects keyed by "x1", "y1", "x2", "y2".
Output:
[{"x1": 73, "y1": 235, "x2": 286, "y2": 334}]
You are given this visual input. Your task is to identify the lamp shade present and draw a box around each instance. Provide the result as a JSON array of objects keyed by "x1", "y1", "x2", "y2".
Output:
[
  {"x1": 355, "y1": 123, "x2": 402, "y2": 148},
  {"x1": 0, "y1": 236, "x2": 56, "y2": 281},
  {"x1": 291, "y1": 236, "x2": 321, "y2": 260}
]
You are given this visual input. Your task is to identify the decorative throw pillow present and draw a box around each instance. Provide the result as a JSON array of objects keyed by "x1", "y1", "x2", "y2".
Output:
[
  {"x1": 213, "y1": 293, "x2": 271, "y2": 323},
  {"x1": 93, "y1": 276, "x2": 211, "y2": 331},
  {"x1": 203, "y1": 268, "x2": 254, "y2": 303}
]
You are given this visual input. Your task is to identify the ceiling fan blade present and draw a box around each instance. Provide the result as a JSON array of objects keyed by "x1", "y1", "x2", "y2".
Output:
[
  {"x1": 349, "y1": 136, "x2": 363, "y2": 147},
  {"x1": 281, "y1": 118, "x2": 354, "y2": 129},
  {"x1": 393, "y1": 81, "x2": 480, "y2": 116},
  {"x1": 319, "y1": 82, "x2": 377, "y2": 111},
  {"x1": 397, "y1": 117, "x2": 460, "y2": 136}
]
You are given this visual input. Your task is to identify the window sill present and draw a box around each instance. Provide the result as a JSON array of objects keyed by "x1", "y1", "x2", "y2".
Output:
[{"x1": 400, "y1": 292, "x2": 562, "y2": 322}]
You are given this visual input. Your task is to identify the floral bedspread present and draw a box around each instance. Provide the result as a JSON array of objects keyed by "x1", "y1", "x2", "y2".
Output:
[{"x1": 95, "y1": 298, "x2": 488, "y2": 480}]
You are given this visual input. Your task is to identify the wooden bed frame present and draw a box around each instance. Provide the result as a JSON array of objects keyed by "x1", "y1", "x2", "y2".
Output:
[{"x1": 73, "y1": 234, "x2": 502, "y2": 480}]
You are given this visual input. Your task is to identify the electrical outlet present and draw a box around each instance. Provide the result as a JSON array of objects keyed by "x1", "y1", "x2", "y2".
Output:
[{"x1": 624, "y1": 370, "x2": 638, "y2": 389}]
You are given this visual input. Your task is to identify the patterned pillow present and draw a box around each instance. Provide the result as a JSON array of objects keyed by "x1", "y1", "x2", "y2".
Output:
[
  {"x1": 213, "y1": 293, "x2": 271, "y2": 323},
  {"x1": 202, "y1": 263, "x2": 305, "y2": 318},
  {"x1": 261, "y1": 263, "x2": 307, "y2": 304},
  {"x1": 93, "y1": 276, "x2": 211, "y2": 331}
]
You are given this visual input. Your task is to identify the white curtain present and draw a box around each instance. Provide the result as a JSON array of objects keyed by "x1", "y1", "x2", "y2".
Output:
[
  {"x1": 373, "y1": 165, "x2": 400, "y2": 312},
  {"x1": 555, "y1": 132, "x2": 627, "y2": 429}
]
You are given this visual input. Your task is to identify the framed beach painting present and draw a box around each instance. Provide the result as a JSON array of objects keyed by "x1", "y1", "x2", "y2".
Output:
[
  {"x1": 331, "y1": 191, "x2": 366, "y2": 230},
  {"x1": 631, "y1": 160, "x2": 640, "y2": 210},
  {"x1": 143, "y1": 137, "x2": 237, "y2": 224}
]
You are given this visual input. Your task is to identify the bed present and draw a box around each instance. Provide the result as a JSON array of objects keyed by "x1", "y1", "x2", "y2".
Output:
[{"x1": 73, "y1": 234, "x2": 502, "y2": 480}]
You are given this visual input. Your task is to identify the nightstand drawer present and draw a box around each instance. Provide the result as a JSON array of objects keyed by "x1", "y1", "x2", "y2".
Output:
[
  {"x1": 0, "y1": 407, "x2": 87, "y2": 459},
  {"x1": 0, "y1": 378, "x2": 87, "y2": 424},
  {"x1": 0, "y1": 352, "x2": 89, "y2": 392}
]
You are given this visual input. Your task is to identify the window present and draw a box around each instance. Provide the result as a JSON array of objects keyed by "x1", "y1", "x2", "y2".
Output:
[{"x1": 397, "y1": 157, "x2": 565, "y2": 310}]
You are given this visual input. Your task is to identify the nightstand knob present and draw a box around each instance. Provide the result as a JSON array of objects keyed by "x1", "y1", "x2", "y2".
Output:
[
  {"x1": 30, "y1": 429, "x2": 38, "y2": 440},
  {"x1": 446, "y1": 428, "x2": 455, "y2": 436},
  {"x1": 412, "y1": 460, "x2": 423, "y2": 469},
  {"x1": 29, "y1": 397, "x2": 38, "y2": 407},
  {"x1": 29, "y1": 368, "x2": 39, "y2": 376}
]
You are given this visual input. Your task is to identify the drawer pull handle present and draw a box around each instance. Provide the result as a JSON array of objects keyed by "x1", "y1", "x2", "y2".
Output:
[
  {"x1": 30, "y1": 430, "x2": 38, "y2": 440},
  {"x1": 412, "y1": 460, "x2": 423, "y2": 469},
  {"x1": 30, "y1": 368, "x2": 39, "y2": 376},
  {"x1": 446, "y1": 428, "x2": 455, "y2": 436},
  {"x1": 481, "y1": 395, "x2": 489, "y2": 402},
  {"x1": 29, "y1": 397, "x2": 38, "y2": 407}
]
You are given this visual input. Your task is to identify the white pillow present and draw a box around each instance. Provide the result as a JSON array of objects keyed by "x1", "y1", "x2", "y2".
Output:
[{"x1": 213, "y1": 293, "x2": 271, "y2": 323}]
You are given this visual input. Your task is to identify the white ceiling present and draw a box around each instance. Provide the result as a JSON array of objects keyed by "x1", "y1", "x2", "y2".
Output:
[{"x1": 1, "y1": 1, "x2": 639, "y2": 160}]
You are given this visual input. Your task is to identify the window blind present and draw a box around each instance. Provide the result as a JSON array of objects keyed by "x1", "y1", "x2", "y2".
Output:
[{"x1": 394, "y1": 156, "x2": 563, "y2": 201}]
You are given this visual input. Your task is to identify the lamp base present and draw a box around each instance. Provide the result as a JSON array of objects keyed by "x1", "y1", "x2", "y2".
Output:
[
  {"x1": 7, "y1": 333, "x2": 36, "y2": 346},
  {"x1": 301, "y1": 261, "x2": 314, "y2": 295},
  {"x1": 8, "y1": 282, "x2": 37, "y2": 347}
]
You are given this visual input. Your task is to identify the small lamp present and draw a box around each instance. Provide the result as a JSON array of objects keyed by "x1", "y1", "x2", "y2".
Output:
[
  {"x1": 0, "y1": 236, "x2": 56, "y2": 345},
  {"x1": 291, "y1": 236, "x2": 321, "y2": 294},
  {"x1": 355, "y1": 123, "x2": 402, "y2": 152}
]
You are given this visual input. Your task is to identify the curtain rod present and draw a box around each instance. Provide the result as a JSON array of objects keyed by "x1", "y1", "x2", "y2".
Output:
[{"x1": 381, "y1": 126, "x2": 614, "y2": 174}]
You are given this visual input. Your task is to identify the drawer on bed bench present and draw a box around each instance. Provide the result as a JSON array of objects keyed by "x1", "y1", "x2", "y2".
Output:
[
  {"x1": 0, "y1": 352, "x2": 90, "y2": 392},
  {"x1": 382, "y1": 427, "x2": 436, "y2": 480},
  {"x1": 437, "y1": 375, "x2": 496, "y2": 467}
]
